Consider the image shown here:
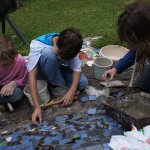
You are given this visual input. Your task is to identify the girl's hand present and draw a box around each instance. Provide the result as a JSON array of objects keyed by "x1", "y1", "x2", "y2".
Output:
[
  {"x1": 32, "y1": 107, "x2": 42, "y2": 124},
  {"x1": 0, "y1": 81, "x2": 17, "y2": 97},
  {"x1": 102, "y1": 68, "x2": 117, "y2": 81}
]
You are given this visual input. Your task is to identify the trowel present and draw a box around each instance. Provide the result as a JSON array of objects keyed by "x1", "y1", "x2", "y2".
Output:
[{"x1": 104, "y1": 75, "x2": 110, "y2": 97}]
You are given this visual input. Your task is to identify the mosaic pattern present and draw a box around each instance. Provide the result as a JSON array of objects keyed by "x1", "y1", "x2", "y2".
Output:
[{"x1": 0, "y1": 111, "x2": 125, "y2": 149}]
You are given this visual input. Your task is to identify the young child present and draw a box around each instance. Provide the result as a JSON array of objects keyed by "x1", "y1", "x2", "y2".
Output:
[
  {"x1": 102, "y1": 2, "x2": 150, "y2": 93},
  {"x1": 0, "y1": 36, "x2": 28, "y2": 104},
  {"x1": 27, "y1": 28, "x2": 88, "y2": 124}
]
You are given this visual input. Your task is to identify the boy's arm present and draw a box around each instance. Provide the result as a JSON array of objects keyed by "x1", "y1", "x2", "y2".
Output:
[
  {"x1": 70, "y1": 71, "x2": 81, "y2": 92},
  {"x1": 63, "y1": 71, "x2": 81, "y2": 106},
  {"x1": 28, "y1": 65, "x2": 40, "y2": 108},
  {"x1": 28, "y1": 65, "x2": 42, "y2": 124}
]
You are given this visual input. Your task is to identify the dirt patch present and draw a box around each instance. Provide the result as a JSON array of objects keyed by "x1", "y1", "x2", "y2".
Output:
[{"x1": 0, "y1": 65, "x2": 144, "y2": 131}]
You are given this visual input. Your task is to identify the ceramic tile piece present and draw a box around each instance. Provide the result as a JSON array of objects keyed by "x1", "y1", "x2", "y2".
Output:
[{"x1": 88, "y1": 108, "x2": 96, "y2": 115}]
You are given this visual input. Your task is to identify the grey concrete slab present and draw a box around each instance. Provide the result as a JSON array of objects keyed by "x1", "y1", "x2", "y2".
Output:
[{"x1": 85, "y1": 144, "x2": 103, "y2": 150}]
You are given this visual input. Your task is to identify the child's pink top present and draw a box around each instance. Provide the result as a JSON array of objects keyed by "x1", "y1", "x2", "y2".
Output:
[{"x1": 0, "y1": 54, "x2": 28, "y2": 88}]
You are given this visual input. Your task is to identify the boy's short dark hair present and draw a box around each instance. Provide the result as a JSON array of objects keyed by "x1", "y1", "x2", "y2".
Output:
[{"x1": 57, "y1": 27, "x2": 83, "y2": 60}]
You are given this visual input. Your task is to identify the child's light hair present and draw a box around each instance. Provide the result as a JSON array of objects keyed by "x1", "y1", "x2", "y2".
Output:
[{"x1": 0, "y1": 36, "x2": 18, "y2": 67}]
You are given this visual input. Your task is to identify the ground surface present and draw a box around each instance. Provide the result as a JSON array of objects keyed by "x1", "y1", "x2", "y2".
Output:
[
  {"x1": 1, "y1": 65, "x2": 148, "y2": 149},
  {"x1": 0, "y1": 65, "x2": 137, "y2": 130}
]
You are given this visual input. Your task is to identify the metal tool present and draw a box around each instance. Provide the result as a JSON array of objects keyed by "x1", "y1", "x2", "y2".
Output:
[{"x1": 104, "y1": 75, "x2": 110, "y2": 97}]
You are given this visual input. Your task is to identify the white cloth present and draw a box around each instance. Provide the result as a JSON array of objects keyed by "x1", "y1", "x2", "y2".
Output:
[
  {"x1": 85, "y1": 86, "x2": 104, "y2": 98},
  {"x1": 109, "y1": 135, "x2": 150, "y2": 150},
  {"x1": 27, "y1": 40, "x2": 51, "y2": 72},
  {"x1": 144, "y1": 125, "x2": 150, "y2": 137},
  {"x1": 27, "y1": 40, "x2": 81, "y2": 72},
  {"x1": 109, "y1": 125, "x2": 150, "y2": 150}
]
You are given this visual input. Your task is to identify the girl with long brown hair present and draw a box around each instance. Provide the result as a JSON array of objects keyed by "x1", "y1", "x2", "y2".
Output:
[{"x1": 102, "y1": 2, "x2": 150, "y2": 93}]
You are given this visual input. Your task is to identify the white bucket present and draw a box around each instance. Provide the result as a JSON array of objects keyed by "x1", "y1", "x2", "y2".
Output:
[
  {"x1": 99, "y1": 45, "x2": 129, "y2": 66},
  {"x1": 93, "y1": 57, "x2": 113, "y2": 80},
  {"x1": 23, "y1": 80, "x2": 50, "y2": 107}
]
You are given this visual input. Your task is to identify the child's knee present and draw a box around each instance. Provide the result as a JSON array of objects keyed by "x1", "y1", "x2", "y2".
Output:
[
  {"x1": 78, "y1": 75, "x2": 88, "y2": 90},
  {"x1": 12, "y1": 88, "x2": 23, "y2": 102},
  {"x1": 40, "y1": 48, "x2": 57, "y2": 65}
]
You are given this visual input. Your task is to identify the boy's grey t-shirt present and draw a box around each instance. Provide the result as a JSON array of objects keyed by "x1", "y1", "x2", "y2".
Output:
[{"x1": 27, "y1": 40, "x2": 81, "y2": 72}]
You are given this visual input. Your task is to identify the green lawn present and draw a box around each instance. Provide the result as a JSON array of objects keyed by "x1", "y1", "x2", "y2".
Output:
[{"x1": 0, "y1": 0, "x2": 135, "y2": 55}]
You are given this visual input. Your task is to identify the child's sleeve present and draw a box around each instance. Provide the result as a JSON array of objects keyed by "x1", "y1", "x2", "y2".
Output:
[
  {"x1": 115, "y1": 51, "x2": 135, "y2": 74},
  {"x1": 36, "y1": 33, "x2": 59, "y2": 46},
  {"x1": 68, "y1": 56, "x2": 82, "y2": 72},
  {"x1": 15, "y1": 55, "x2": 28, "y2": 88}
]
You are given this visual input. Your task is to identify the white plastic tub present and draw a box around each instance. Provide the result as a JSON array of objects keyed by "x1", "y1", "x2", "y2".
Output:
[
  {"x1": 99, "y1": 45, "x2": 129, "y2": 65},
  {"x1": 24, "y1": 80, "x2": 50, "y2": 107}
]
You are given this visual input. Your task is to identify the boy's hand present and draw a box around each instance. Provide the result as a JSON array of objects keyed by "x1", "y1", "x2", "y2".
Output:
[
  {"x1": 62, "y1": 90, "x2": 77, "y2": 106},
  {"x1": 102, "y1": 68, "x2": 117, "y2": 81},
  {"x1": 0, "y1": 81, "x2": 17, "y2": 97},
  {"x1": 32, "y1": 107, "x2": 42, "y2": 124}
]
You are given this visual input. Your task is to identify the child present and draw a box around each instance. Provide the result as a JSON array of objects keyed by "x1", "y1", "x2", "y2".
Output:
[
  {"x1": 0, "y1": 36, "x2": 28, "y2": 104},
  {"x1": 27, "y1": 28, "x2": 88, "y2": 124},
  {"x1": 102, "y1": 2, "x2": 150, "y2": 93}
]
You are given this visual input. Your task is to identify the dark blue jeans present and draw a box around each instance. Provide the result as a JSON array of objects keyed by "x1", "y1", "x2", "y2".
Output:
[
  {"x1": 137, "y1": 64, "x2": 150, "y2": 93},
  {"x1": 0, "y1": 88, "x2": 23, "y2": 104},
  {"x1": 38, "y1": 47, "x2": 88, "y2": 90}
]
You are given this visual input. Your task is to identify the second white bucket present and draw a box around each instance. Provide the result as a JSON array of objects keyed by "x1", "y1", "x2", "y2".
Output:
[
  {"x1": 24, "y1": 80, "x2": 50, "y2": 107},
  {"x1": 93, "y1": 57, "x2": 113, "y2": 80}
]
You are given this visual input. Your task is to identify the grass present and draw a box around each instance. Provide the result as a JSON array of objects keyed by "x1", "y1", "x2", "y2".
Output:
[{"x1": 0, "y1": 0, "x2": 135, "y2": 55}]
